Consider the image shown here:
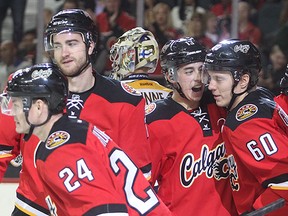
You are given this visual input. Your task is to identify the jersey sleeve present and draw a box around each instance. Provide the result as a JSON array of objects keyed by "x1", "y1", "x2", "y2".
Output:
[
  {"x1": 0, "y1": 112, "x2": 21, "y2": 181},
  {"x1": 224, "y1": 118, "x2": 288, "y2": 212},
  {"x1": 118, "y1": 98, "x2": 152, "y2": 178}
]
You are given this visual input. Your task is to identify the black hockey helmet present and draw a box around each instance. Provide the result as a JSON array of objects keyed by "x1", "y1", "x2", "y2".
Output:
[
  {"x1": 6, "y1": 63, "x2": 68, "y2": 114},
  {"x1": 280, "y1": 65, "x2": 288, "y2": 95},
  {"x1": 160, "y1": 37, "x2": 207, "y2": 75},
  {"x1": 204, "y1": 39, "x2": 261, "y2": 88},
  {"x1": 44, "y1": 9, "x2": 98, "y2": 54}
]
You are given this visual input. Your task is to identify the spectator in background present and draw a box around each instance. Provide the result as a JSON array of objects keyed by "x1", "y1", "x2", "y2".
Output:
[
  {"x1": 147, "y1": 2, "x2": 181, "y2": 79},
  {"x1": 57, "y1": 0, "x2": 81, "y2": 12},
  {"x1": 210, "y1": 0, "x2": 232, "y2": 17},
  {"x1": 43, "y1": 8, "x2": 53, "y2": 27},
  {"x1": 204, "y1": 11, "x2": 220, "y2": 47},
  {"x1": 0, "y1": 0, "x2": 27, "y2": 45},
  {"x1": 0, "y1": 40, "x2": 31, "y2": 91},
  {"x1": 211, "y1": 0, "x2": 232, "y2": 41},
  {"x1": 170, "y1": 0, "x2": 205, "y2": 35},
  {"x1": 260, "y1": 16, "x2": 288, "y2": 95},
  {"x1": 17, "y1": 29, "x2": 37, "y2": 65},
  {"x1": 185, "y1": 12, "x2": 214, "y2": 49},
  {"x1": 260, "y1": 44, "x2": 287, "y2": 95},
  {"x1": 238, "y1": 0, "x2": 261, "y2": 47},
  {"x1": 95, "y1": 0, "x2": 136, "y2": 75}
]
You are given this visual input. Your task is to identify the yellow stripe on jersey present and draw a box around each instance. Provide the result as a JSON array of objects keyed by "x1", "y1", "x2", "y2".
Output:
[{"x1": 269, "y1": 182, "x2": 288, "y2": 190}]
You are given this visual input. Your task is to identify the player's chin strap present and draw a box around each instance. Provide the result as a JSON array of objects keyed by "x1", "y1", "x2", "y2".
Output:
[
  {"x1": 175, "y1": 82, "x2": 188, "y2": 100},
  {"x1": 23, "y1": 111, "x2": 52, "y2": 141},
  {"x1": 227, "y1": 90, "x2": 246, "y2": 111},
  {"x1": 227, "y1": 76, "x2": 254, "y2": 111}
]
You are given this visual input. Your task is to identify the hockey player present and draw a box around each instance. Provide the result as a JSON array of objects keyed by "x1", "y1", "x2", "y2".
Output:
[
  {"x1": 1, "y1": 63, "x2": 172, "y2": 216},
  {"x1": 44, "y1": 9, "x2": 151, "y2": 177},
  {"x1": 204, "y1": 39, "x2": 288, "y2": 215},
  {"x1": 145, "y1": 37, "x2": 237, "y2": 216},
  {"x1": 110, "y1": 27, "x2": 172, "y2": 105}
]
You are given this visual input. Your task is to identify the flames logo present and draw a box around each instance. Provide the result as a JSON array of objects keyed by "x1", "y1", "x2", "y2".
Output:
[
  {"x1": 236, "y1": 104, "x2": 258, "y2": 121},
  {"x1": 46, "y1": 131, "x2": 70, "y2": 149}
]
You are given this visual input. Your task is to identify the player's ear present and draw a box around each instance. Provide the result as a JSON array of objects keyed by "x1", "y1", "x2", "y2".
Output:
[
  {"x1": 88, "y1": 41, "x2": 95, "y2": 55},
  {"x1": 239, "y1": 73, "x2": 250, "y2": 90}
]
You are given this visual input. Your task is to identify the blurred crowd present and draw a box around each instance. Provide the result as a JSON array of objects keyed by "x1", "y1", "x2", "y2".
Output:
[{"x1": 0, "y1": 0, "x2": 287, "y2": 96}]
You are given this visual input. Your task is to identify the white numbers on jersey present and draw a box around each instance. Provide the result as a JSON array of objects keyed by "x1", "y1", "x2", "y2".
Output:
[
  {"x1": 110, "y1": 148, "x2": 159, "y2": 214},
  {"x1": 59, "y1": 158, "x2": 94, "y2": 192},
  {"x1": 246, "y1": 133, "x2": 278, "y2": 161}
]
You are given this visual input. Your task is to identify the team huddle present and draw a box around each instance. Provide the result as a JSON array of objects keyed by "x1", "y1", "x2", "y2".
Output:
[{"x1": 0, "y1": 9, "x2": 287, "y2": 216}]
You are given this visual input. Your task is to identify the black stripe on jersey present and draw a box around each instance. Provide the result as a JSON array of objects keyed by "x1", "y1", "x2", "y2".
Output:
[
  {"x1": 83, "y1": 203, "x2": 128, "y2": 215},
  {"x1": 262, "y1": 173, "x2": 288, "y2": 188},
  {"x1": 146, "y1": 98, "x2": 184, "y2": 123},
  {"x1": 16, "y1": 192, "x2": 50, "y2": 214},
  {"x1": 225, "y1": 88, "x2": 275, "y2": 131},
  {"x1": 0, "y1": 144, "x2": 13, "y2": 151},
  {"x1": 36, "y1": 115, "x2": 89, "y2": 162},
  {"x1": 93, "y1": 73, "x2": 142, "y2": 105}
]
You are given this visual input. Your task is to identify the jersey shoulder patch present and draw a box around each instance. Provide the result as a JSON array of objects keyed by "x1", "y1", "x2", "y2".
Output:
[
  {"x1": 46, "y1": 131, "x2": 70, "y2": 149},
  {"x1": 120, "y1": 82, "x2": 142, "y2": 96},
  {"x1": 235, "y1": 104, "x2": 258, "y2": 121}
]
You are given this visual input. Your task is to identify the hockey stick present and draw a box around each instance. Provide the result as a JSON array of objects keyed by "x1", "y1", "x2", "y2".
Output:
[{"x1": 244, "y1": 198, "x2": 285, "y2": 216}]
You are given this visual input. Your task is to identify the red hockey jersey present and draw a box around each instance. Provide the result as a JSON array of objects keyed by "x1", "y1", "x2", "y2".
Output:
[
  {"x1": 35, "y1": 116, "x2": 171, "y2": 216},
  {"x1": 146, "y1": 92, "x2": 237, "y2": 216},
  {"x1": 223, "y1": 88, "x2": 288, "y2": 215},
  {"x1": 275, "y1": 93, "x2": 288, "y2": 114},
  {"x1": 0, "y1": 112, "x2": 21, "y2": 181},
  {"x1": 66, "y1": 73, "x2": 151, "y2": 177}
]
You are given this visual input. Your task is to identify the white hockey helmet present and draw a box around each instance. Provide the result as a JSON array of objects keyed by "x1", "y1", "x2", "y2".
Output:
[{"x1": 110, "y1": 27, "x2": 159, "y2": 80}]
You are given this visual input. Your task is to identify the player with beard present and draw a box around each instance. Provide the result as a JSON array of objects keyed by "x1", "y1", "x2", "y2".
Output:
[
  {"x1": 145, "y1": 37, "x2": 237, "y2": 216},
  {"x1": 204, "y1": 39, "x2": 288, "y2": 215},
  {"x1": 44, "y1": 9, "x2": 151, "y2": 178}
]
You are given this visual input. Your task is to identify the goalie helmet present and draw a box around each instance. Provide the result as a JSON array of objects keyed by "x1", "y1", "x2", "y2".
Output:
[
  {"x1": 160, "y1": 37, "x2": 206, "y2": 80},
  {"x1": 5, "y1": 63, "x2": 68, "y2": 114},
  {"x1": 44, "y1": 9, "x2": 98, "y2": 55},
  {"x1": 110, "y1": 27, "x2": 159, "y2": 80},
  {"x1": 204, "y1": 39, "x2": 261, "y2": 88}
]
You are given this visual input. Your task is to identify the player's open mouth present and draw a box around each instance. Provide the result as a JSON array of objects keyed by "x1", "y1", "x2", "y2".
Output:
[{"x1": 192, "y1": 86, "x2": 202, "y2": 92}]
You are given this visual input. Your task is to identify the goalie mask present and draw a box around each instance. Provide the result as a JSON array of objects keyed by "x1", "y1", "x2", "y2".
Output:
[{"x1": 110, "y1": 27, "x2": 159, "y2": 80}]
